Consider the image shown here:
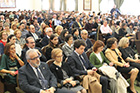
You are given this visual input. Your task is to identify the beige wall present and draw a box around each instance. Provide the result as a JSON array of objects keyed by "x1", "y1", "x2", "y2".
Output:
[{"x1": 0, "y1": 0, "x2": 99, "y2": 13}]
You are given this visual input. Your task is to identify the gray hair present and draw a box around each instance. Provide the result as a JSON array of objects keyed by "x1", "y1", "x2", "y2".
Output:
[
  {"x1": 46, "y1": 27, "x2": 53, "y2": 32},
  {"x1": 26, "y1": 49, "x2": 37, "y2": 60},
  {"x1": 118, "y1": 37, "x2": 129, "y2": 48},
  {"x1": 81, "y1": 30, "x2": 88, "y2": 34}
]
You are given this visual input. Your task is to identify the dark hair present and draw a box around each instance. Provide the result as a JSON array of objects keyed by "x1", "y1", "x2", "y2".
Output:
[
  {"x1": 7, "y1": 34, "x2": 15, "y2": 43},
  {"x1": 74, "y1": 39, "x2": 86, "y2": 50},
  {"x1": 4, "y1": 42, "x2": 15, "y2": 56},
  {"x1": 121, "y1": 23, "x2": 126, "y2": 28},
  {"x1": 25, "y1": 36, "x2": 34, "y2": 43},
  {"x1": 93, "y1": 40, "x2": 105, "y2": 52},
  {"x1": 65, "y1": 34, "x2": 73, "y2": 42},
  {"x1": 106, "y1": 37, "x2": 117, "y2": 48},
  {"x1": 59, "y1": 30, "x2": 68, "y2": 41},
  {"x1": 72, "y1": 28, "x2": 78, "y2": 35},
  {"x1": 49, "y1": 34, "x2": 59, "y2": 47}
]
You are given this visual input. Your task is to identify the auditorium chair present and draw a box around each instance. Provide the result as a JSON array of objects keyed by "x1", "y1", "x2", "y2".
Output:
[{"x1": 135, "y1": 40, "x2": 140, "y2": 54}]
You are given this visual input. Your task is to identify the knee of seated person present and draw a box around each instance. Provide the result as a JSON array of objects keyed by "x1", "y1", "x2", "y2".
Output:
[
  {"x1": 132, "y1": 68, "x2": 139, "y2": 73},
  {"x1": 81, "y1": 88, "x2": 87, "y2": 93}
]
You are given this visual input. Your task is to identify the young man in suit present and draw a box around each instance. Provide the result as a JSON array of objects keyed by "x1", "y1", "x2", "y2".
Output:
[
  {"x1": 18, "y1": 49, "x2": 74, "y2": 93},
  {"x1": 67, "y1": 39, "x2": 108, "y2": 93}
]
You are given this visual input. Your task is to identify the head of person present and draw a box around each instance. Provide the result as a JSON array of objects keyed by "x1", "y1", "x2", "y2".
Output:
[
  {"x1": 74, "y1": 39, "x2": 87, "y2": 55},
  {"x1": 121, "y1": 23, "x2": 127, "y2": 29},
  {"x1": 94, "y1": 17, "x2": 99, "y2": 23},
  {"x1": 3, "y1": 23, "x2": 10, "y2": 30},
  {"x1": 93, "y1": 40, "x2": 105, "y2": 53},
  {"x1": 106, "y1": 37, "x2": 118, "y2": 49},
  {"x1": 81, "y1": 30, "x2": 88, "y2": 40},
  {"x1": 76, "y1": 16, "x2": 80, "y2": 22},
  {"x1": 14, "y1": 29, "x2": 21, "y2": 38},
  {"x1": 51, "y1": 48, "x2": 63, "y2": 63},
  {"x1": 11, "y1": 22, "x2": 17, "y2": 30},
  {"x1": 118, "y1": 37, "x2": 129, "y2": 48},
  {"x1": 4, "y1": 42, "x2": 15, "y2": 56},
  {"x1": 0, "y1": 31, "x2": 8, "y2": 40},
  {"x1": 59, "y1": 30, "x2": 69, "y2": 41},
  {"x1": 7, "y1": 35, "x2": 16, "y2": 44},
  {"x1": 73, "y1": 28, "x2": 79, "y2": 36},
  {"x1": 22, "y1": 19, "x2": 27, "y2": 25},
  {"x1": 26, "y1": 49, "x2": 40, "y2": 68},
  {"x1": 103, "y1": 20, "x2": 108, "y2": 27},
  {"x1": 14, "y1": 18, "x2": 19, "y2": 24},
  {"x1": 88, "y1": 18, "x2": 93, "y2": 24},
  {"x1": 33, "y1": 19, "x2": 38, "y2": 26},
  {"x1": 25, "y1": 36, "x2": 35, "y2": 49},
  {"x1": 20, "y1": 23, "x2": 25, "y2": 30},
  {"x1": 30, "y1": 25, "x2": 35, "y2": 33},
  {"x1": 65, "y1": 34, "x2": 73, "y2": 45},
  {"x1": 45, "y1": 27, "x2": 53, "y2": 37},
  {"x1": 55, "y1": 25, "x2": 63, "y2": 36},
  {"x1": 49, "y1": 34, "x2": 59, "y2": 47}
]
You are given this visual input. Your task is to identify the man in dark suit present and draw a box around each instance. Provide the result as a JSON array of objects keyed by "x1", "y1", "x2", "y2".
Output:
[
  {"x1": 81, "y1": 30, "x2": 93, "y2": 52},
  {"x1": 41, "y1": 27, "x2": 53, "y2": 47},
  {"x1": 26, "y1": 25, "x2": 41, "y2": 40},
  {"x1": 18, "y1": 49, "x2": 73, "y2": 93},
  {"x1": 72, "y1": 16, "x2": 83, "y2": 31},
  {"x1": 67, "y1": 39, "x2": 108, "y2": 93},
  {"x1": 21, "y1": 37, "x2": 47, "y2": 64}
]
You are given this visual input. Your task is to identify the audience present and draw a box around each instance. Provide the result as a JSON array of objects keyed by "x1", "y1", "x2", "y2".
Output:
[
  {"x1": 50, "y1": 48, "x2": 86, "y2": 93},
  {"x1": 18, "y1": 49, "x2": 73, "y2": 93},
  {"x1": 105, "y1": 37, "x2": 139, "y2": 93},
  {"x1": 67, "y1": 39, "x2": 108, "y2": 93},
  {"x1": 0, "y1": 9, "x2": 140, "y2": 93}
]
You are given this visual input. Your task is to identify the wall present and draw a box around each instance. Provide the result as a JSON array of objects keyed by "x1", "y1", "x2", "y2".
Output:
[
  {"x1": 0, "y1": 0, "x2": 99, "y2": 13},
  {"x1": 0, "y1": 0, "x2": 35, "y2": 11}
]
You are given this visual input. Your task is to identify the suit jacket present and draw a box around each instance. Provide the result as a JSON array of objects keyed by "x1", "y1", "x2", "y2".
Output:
[
  {"x1": 18, "y1": 62, "x2": 57, "y2": 93},
  {"x1": 85, "y1": 38, "x2": 93, "y2": 52},
  {"x1": 66, "y1": 51, "x2": 94, "y2": 76},
  {"x1": 21, "y1": 47, "x2": 47, "y2": 64},
  {"x1": 105, "y1": 48, "x2": 126, "y2": 67},
  {"x1": 26, "y1": 31, "x2": 41, "y2": 40},
  {"x1": 41, "y1": 35, "x2": 49, "y2": 47},
  {"x1": 72, "y1": 21, "x2": 83, "y2": 31}
]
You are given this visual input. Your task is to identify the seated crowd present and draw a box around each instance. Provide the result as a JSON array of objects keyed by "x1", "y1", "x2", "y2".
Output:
[{"x1": 0, "y1": 10, "x2": 140, "y2": 93}]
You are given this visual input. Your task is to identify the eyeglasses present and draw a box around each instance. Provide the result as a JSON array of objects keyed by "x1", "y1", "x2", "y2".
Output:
[
  {"x1": 29, "y1": 55, "x2": 40, "y2": 60},
  {"x1": 29, "y1": 42, "x2": 35, "y2": 44},
  {"x1": 56, "y1": 55, "x2": 63, "y2": 58}
]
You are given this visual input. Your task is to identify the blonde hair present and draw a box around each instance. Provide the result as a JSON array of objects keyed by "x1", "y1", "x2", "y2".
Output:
[
  {"x1": 55, "y1": 25, "x2": 63, "y2": 33},
  {"x1": 118, "y1": 37, "x2": 129, "y2": 48},
  {"x1": 51, "y1": 48, "x2": 62, "y2": 59},
  {"x1": 14, "y1": 29, "x2": 21, "y2": 35}
]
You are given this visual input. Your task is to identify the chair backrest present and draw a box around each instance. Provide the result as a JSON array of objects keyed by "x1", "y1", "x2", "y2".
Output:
[
  {"x1": 89, "y1": 39, "x2": 96, "y2": 45},
  {"x1": 46, "y1": 59, "x2": 55, "y2": 66},
  {"x1": 86, "y1": 47, "x2": 93, "y2": 59},
  {"x1": 41, "y1": 45, "x2": 48, "y2": 57},
  {"x1": 135, "y1": 40, "x2": 140, "y2": 54}
]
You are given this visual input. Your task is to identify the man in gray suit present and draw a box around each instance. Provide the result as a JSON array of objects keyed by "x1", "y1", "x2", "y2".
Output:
[{"x1": 18, "y1": 49, "x2": 73, "y2": 93}]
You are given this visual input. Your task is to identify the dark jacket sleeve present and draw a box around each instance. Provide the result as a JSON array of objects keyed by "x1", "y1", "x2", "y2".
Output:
[
  {"x1": 18, "y1": 68, "x2": 41, "y2": 93},
  {"x1": 67, "y1": 55, "x2": 87, "y2": 76}
]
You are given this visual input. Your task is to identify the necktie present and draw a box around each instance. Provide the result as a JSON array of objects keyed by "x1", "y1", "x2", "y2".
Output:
[
  {"x1": 79, "y1": 55, "x2": 88, "y2": 69},
  {"x1": 36, "y1": 68, "x2": 48, "y2": 90}
]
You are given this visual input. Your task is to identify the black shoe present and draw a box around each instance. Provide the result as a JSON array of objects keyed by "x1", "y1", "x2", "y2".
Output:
[{"x1": 127, "y1": 87, "x2": 138, "y2": 93}]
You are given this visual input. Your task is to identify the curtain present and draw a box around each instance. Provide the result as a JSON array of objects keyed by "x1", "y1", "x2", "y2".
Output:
[
  {"x1": 99, "y1": 0, "x2": 102, "y2": 11},
  {"x1": 114, "y1": 0, "x2": 124, "y2": 10}
]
